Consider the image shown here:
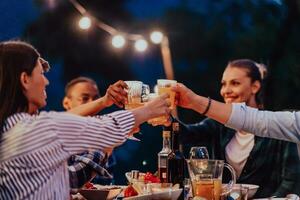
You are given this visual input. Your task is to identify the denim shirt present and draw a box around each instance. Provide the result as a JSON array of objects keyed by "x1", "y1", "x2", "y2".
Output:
[{"x1": 226, "y1": 103, "x2": 300, "y2": 143}]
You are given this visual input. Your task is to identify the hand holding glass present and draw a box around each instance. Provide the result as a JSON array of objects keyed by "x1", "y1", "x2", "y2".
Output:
[
  {"x1": 157, "y1": 79, "x2": 177, "y2": 110},
  {"x1": 124, "y1": 81, "x2": 149, "y2": 141},
  {"x1": 146, "y1": 93, "x2": 170, "y2": 126}
]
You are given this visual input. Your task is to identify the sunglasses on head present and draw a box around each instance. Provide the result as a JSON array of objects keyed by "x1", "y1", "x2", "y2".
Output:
[{"x1": 39, "y1": 57, "x2": 50, "y2": 72}]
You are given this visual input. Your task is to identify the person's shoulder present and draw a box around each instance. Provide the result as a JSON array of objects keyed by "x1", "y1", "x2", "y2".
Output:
[{"x1": 38, "y1": 110, "x2": 78, "y2": 119}]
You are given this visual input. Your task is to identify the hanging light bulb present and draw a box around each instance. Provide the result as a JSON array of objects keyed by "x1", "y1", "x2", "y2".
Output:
[
  {"x1": 112, "y1": 35, "x2": 126, "y2": 48},
  {"x1": 135, "y1": 39, "x2": 148, "y2": 52},
  {"x1": 150, "y1": 31, "x2": 164, "y2": 44},
  {"x1": 78, "y1": 16, "x2": 91, "y2": 30}
]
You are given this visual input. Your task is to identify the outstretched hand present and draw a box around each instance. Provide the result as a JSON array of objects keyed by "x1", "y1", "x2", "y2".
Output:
[
  {"x1": 103, "y1": 80, "x2": 128, "y2": 108},
  {"x1": 172, "y1": 83, "x2": 197, "y2": 110},
  {"x1": 144, "y1": 93, "x2": 172, "y2": 119}
]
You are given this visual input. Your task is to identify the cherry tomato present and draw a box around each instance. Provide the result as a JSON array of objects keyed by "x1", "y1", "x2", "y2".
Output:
[{"x1": 124, "y1": 185, "x2": 138, "y2": 197}]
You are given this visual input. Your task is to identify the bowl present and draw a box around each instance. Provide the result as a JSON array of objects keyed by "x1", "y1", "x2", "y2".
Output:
[
  {"x1": 124, "y1": 188, "x2": 182, "y2": 200},
  {"x1": 235, "y1": 184, "x2": 259, "y2": 199},
  {"x1": 79, "y1": 186, "x2": 123, "y2": 200},
  {"x1": 79, "y1": 189, "x2": 109, "y2": 200},
  {"x1": 125, "y1": 171, "x2": 145, "y2": 183}
]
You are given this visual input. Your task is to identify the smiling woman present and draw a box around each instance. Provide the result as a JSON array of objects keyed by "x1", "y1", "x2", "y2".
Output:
[
  {"x1": 20, "y1": 56, "x2": 50, "y2": 113},
  {"x1": 176, "y1": 59, "x2": 300, "y2": 198},
  {"x1": 0, "y1": 40, "x2": 172, "y2": 200},
  {"x1": 220, "y1": 59, "x2": 266, "y2": 109}
]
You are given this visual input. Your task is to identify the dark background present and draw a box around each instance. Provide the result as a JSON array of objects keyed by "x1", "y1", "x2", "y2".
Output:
[{"x1": 1, "y1": 0, "x2": 300, "y2": 184}]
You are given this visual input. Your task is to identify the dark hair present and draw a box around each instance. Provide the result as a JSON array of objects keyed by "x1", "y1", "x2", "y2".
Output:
[
  {"x1": 64, "y1": 77, "x2": 99, "y2": 97},
  {"x1": 227, "y1": 59, "x2": 268, "y2": 108},
  {"x1": 0, "y1": 41, "x2": 40, "y2": 127}
]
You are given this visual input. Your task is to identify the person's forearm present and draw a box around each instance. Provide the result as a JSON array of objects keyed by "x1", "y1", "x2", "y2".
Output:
[
  {"x1": 190, "y1": 95, "x2": 232, "y2": 124},
  {"x1": 226, "y1": 104, "x2": 300, "y2": 143},
  {"x1": 68, "y1": 97, "x2": 108, "y2": 116},
  {"x1": 130, "y1": 106, "x2": 153, "y2": 127}
]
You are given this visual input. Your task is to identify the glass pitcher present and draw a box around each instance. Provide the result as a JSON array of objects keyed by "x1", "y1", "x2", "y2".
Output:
[{"x1": 186, "y1": 159, "x2": 236, "y2": 200}]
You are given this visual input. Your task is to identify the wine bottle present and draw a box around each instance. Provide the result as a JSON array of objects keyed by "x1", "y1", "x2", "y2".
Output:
[{"x1": 168, "y1": 121, "x2": 185, "y2": 200}]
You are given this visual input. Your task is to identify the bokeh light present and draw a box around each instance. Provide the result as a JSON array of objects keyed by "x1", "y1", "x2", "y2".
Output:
[
  {"x1": 135, "y1": 39, "x2": 148, "y2": 52},
  {"x1": 78, "y1": 16, "x2": 91, "y2": 30},
  {"x1": 150, "y1": 31, "x2": 163, "y2": 44},
  {"x1": 112, "y1": 35, "x2": 126, "y2": 48}
]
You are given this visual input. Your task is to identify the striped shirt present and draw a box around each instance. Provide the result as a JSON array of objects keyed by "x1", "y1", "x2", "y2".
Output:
[{"x1": 0, "y1": 110, "x2": 135, "y2": 200}]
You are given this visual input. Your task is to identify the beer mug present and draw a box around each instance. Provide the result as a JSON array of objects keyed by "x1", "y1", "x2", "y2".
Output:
[
  {"x1": 157, "y1": 79, "x2": 177, "y2": 109},
  {"x1": 187, "y1": 159, "x2": 236, "y2": 200},
  {"x1": 124, "y1": 81, "x2": 149, "y2": 110},
  {"x1": 146, "y1": 93, "x2": 170, "y2": 126}
]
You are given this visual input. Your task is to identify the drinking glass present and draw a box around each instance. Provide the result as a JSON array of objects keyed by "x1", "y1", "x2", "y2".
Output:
[
  {"x1": 187, "y1": 159, "x2": 236, "y2": 200},
  {"x1": 183, "y1": 178, "x2": 192, "y2": 200},
  {"x1": 124, "y1": 81, "x2": 143, "y2": 110},
  {"x1": 124, "y1": 81, "x2": 149, "y2": 141},
  {"x1": 189, "y1": 146, "x2": 209, "y2": 159},
  {"x1": 146, "y1": 93, "x2": 170, "y2": 126},
  {"x1": 157, "y1": 79, "x2": 177, "y2": 109}
]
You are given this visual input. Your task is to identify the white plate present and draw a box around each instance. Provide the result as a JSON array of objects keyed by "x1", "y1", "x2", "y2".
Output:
[
  {"x1": 124, "y1": 188, "x2": 182, "y2": 200},
  {"x1": 223, "y1": 183, "x2": 259, "y2": 199},
  {"x1": 238, "y1": 184, "x2": 259, "y2": 199}
]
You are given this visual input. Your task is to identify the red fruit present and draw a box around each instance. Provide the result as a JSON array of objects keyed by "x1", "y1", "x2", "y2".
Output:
[
  {"x1": 84, "y1": 182, "x2": 94, "y2": 189},
  {"x1": 124, "y1": 185, "x2": 138, "y2": 197},
  {"x1": 151, "y1": 176, "x2": 160, "y2": 183},
  {"x1": 144, "y1": 172, "x2": 160, "y2": 183}
]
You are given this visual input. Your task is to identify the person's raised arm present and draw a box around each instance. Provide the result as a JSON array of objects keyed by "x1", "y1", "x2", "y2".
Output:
[
  {"x1": 68, "y1": 80, "x2": 128, "y2": 116},
  {"x1": 173, "y1": 83, "x2": 300, "y2": 143},
  {"x1": 173, "y1": 83, "x2": 232, "y2": 124}
]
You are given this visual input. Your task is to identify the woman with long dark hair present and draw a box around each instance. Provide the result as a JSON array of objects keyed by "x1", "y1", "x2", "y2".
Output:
[{"x1": 0, "y1": 40, "x2": 171, "y2": 199}]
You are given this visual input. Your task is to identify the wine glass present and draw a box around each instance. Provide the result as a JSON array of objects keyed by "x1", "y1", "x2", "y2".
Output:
[{"x1": 189, "y1": 146, "x2": 209, "y2": 159}]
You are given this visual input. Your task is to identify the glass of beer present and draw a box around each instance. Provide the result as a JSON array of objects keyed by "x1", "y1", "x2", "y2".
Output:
[
  {"x1": 146, "y1": 93, "x2": 170, "y2": 126},
  {"x1": 124, "y1": 81, "x2": 148, "y2": 110},
  {"x1": 124, "y1": 81, "x2": 149, "y2": 141},
  {"x1": 157, "y1": 79, "x2": 177, "y2": 109},
  {"x1": 187, "y1": 159, "x2": 236, "y2": 200}
]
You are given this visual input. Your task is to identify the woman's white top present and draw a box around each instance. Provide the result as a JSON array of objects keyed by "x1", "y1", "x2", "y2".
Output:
[{"x1": 225, "y1": 131, "x2": 254, "y2": 178}]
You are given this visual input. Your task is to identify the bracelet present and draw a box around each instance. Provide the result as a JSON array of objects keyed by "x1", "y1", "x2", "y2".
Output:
[{"x1": 201, "y1": 97, "x2": 211, "y2": 115}]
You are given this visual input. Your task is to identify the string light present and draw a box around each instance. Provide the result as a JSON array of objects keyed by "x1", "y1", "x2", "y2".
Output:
[
  {"x1": 112, "y1": 35, "x2": 126, "y2": 48},
  {"x1": 69, "y1": 0, "x2": 164, "y2": 52},
  {"x1": 150, "y1": 31, "x2": 163, "y2": 44},
  {"x1": 135, "y1": 39, "x2": 148, "y2": 52},
  {"x1": 78, "y1": 16, "x2": 91, "y2": 30}
]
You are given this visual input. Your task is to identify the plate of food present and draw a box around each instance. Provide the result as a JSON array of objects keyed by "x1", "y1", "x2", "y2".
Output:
[{"x1": 123, "y1": 171, "x2": 182, "y2": 200}]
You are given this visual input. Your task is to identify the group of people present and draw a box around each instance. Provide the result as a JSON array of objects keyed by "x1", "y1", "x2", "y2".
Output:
[{"x1": 1, "y1": 40, "x2": 300, "y2": 199}]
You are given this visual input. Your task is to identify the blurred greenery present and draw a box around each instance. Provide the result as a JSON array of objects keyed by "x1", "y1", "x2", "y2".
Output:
[{"x1": 24, "y1": 0, "x2": 300, "y2": 184}]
